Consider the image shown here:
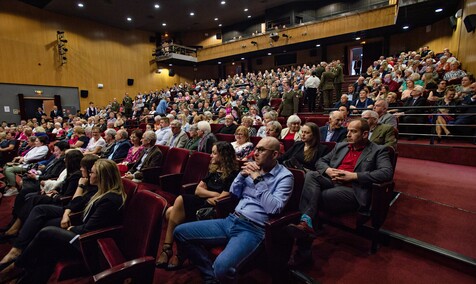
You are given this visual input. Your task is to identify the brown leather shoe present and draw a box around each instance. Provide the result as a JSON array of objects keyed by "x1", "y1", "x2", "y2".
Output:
[{"x1": 286, "y1": 221, "x2": 317, "y2": 239}]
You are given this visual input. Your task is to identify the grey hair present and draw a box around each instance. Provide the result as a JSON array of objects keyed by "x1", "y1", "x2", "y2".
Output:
[
  {"x1": 104, "y1": 129, "x2": 117, "y2": 138},
  {"x1": 143, "y1": 130, "x2": 157, "y2": 145},
  {"x1": 197, "y1": 121, "x2": 211, "y2": 134},
  {"x1": 117, "y1": 129, "x2": 129, "y2": 140},
  {"x1": 286, "y1": 114, "x2": 301, "y2": 127},
  {"x1": 362, "y1": 110, "x2": 379, "y2": 119}
]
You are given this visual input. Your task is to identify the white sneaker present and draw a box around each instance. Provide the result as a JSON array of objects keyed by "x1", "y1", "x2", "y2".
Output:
[{"x1": 3, "y1": 188, "x2": 19, "y2": 197}]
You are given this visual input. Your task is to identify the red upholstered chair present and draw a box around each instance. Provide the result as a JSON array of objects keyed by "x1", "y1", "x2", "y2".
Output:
[
  {"x1": 277, "y1": 117, "x2": 286, "y2": 127},
  {"x1": 280, "y1": 139, "x2": 295, "y2": 152},
  {"x1": 212, "y1": 168, "x2": 305, "y2": 282},
  {"x1": 80, "y1": 190, "x2": 168, "y2": 283},
  {"x1": 156, "y1": 151, "x2": 211, "y2": 204},
  {"x1": 250, "y1": 136, "x2": 262, "y2": 146},
  {"x1": 210, "y1": 123, "x2": 224, "y2": 133},
  {"x1": 270, "y1": 98, "x2": 283, "y2": 111},
  {"x1": 317, "y1": 146, "x2": 397, "y2": 253},
  {"x1": 215, "y1": 133, "x2": 235, "y2": 143},
  {"x1": 139, "y1": 147, "x2": 190, "y2": 190},
  {"x1": 156, "y1": 145, "x2": 170, "y2": 167},
  {"x1": 305, "y1": 116, "x2": 329, "y2": 127},
  {"x1": 52, "y1": 178, "x2": 138, "y2": 281},
  {"x1": 321, "y1": 141, "x2": 336, "y2": 152}
]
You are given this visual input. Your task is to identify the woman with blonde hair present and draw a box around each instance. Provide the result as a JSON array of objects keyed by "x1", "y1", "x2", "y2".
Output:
[
  {"x1": 0, "y1": 159, "x2": 125, "y2": 282},
  {"x1": 231, "y1": 126, "x2": 254, "y2": 160}
]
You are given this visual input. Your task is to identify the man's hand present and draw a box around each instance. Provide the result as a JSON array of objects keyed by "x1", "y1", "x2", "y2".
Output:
[
  {"x1": 38, "y1": 165, "x2": 46, "y2": 171},
  {"x1": 26, "y1": 173, "x2": 37, "y2": 180},
  {"x1": 124, "y1": 172, "x2": 134, "y2": 180},
  {"x1": 61, "y1": 214, "x2": 71, "y2": 229},
  {"x1": 241, "y1": 161, "x2": 261, "y2": 180},
  {"x1": 331, "y1": 170, "x2": 358, "y2": 183}
]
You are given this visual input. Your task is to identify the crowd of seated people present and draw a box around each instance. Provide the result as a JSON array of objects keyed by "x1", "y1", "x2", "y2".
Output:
[{"x1": 0, "y1": 45, "x2": 474, "y2": 282}]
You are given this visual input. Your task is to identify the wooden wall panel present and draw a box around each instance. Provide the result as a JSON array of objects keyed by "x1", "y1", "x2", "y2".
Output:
[
  {"x1": 457, "y1": 0, "x2": 476, "y2": 75},
  {"x1": 197, "y1": 5, "x2": 397, "y2": 62}
]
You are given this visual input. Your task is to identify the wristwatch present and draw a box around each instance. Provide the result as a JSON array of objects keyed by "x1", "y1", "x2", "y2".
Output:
[
  {"x1": 253, "y1": 176, "x2": 264, "y2": 185},
  {"x1": 78, "y1": 184, "x2": 86, "y2": 189}
]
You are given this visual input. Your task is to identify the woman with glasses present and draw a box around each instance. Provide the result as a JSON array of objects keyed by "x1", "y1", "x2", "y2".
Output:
[
  {"x1": 83, "y1": 126, "x2": 106, "y2": 155},
  {"x1": 0, "y1": 159, "x2": 125, "y2": 283},
  {"x1": 231, "y1": 126, "x2": 254, "y2": 160},
  {"x1": 156, "y1": 142, "x2": 239, "y2": 270}
]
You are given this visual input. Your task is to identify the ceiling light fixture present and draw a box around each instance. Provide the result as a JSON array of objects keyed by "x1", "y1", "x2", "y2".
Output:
[
  {"x1": 247, "y1": 15, "x2": 251, "y2": 18},
  {"x1": 435, "y1": 8, "x2": 443, "y2": 13},
  {"x1": 221, "y1": 1, "x2": 226, "y2": 4},
  {"x1": 218, "y1": 24, "x2": 222, "y2": 27},
  {"x1": 268, "y1": 52, "x2": 272, "y2": 56},
  {"x1": 244, "y1": 8, "x2": 248, "y2": 12},
  {"x1": 154, "y1": 4, "x2": 160, "y2": 9},
  {"x1": 355, "y1": 37, "x2": 361, "y2": 40},
  {"x1": 126, "y1": 17, "x2": 132, "y2": 21},
  {"x1": 162, "y1": 23, "x2": 167, "y2": 26},
  {"x1": 214, "y1": 18, "x2": 218, "y2": 21},
  {"x1": 316, "y1": 44, "x2": 321, "y2": 47},
  {"x1": 190, "y1": 12, "x2": 195, "y2": 16},
  {"x1": 77, "y1": 3, "x2": 84, "y2": 8},
  {"x1": 241, "y1": 57, "x2": 245, "y2": 60},
  {"x1": 403, "y1": 25, "x2": 409, "y2": 29}
]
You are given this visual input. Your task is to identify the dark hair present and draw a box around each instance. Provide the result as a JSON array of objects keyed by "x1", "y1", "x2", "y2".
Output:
[
  {"x1": 80, "y1": 154, "x2": 99, "y2": 176},
  {"x1": 209, "y1": 141, "x2": 239, "y2": 180},
  {"x1": 353, "y1": 118, "x2": 370, "y2": 133},
  {"x1": 65, "y1": 150, "x2": 84, "y2": 178},
  {"x1": 302, "y1": 122, "x2": 321, "y2": 162},
  {"x1": 36, "y1": 135, "x2": 48, "y2": 145},
  {"x1": 132, "y1": 129, "x2": 143, "y2": 140},
  {"x1": 54, "y1": 141, "x2": 70, "y2": 152}
]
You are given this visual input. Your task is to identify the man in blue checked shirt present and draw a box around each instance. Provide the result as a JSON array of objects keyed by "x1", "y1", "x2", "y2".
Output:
[{"x1": 174, "y1": 137, "x2": 294, "y2": 284}]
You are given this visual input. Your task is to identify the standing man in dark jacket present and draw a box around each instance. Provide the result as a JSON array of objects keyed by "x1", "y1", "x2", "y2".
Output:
[
  {"x1": 333, "y1": 61, "x2": 344, "y2": 102},
  {"x1": 278, "y1": 81, "x2": 299, "y2": 118},
  {"x1": 320, "y1": 66, "x2": 336, "y2": 110}
]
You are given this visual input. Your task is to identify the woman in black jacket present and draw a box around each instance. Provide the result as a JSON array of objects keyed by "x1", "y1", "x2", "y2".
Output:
[
  {"x1": 0, "y1": 159, "x2": 126, "y2": 283},
  {"x1": 278, "y1": 122, "x2": 329, "y2": 172}
]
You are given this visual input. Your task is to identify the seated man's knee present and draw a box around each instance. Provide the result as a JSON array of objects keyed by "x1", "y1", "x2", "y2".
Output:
[{"x1": 213, "y1": 260, "x2": 237, "y2": 283}]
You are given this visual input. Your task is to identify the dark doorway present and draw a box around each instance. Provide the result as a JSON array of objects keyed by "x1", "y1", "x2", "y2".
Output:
[{"x1": 362, "y1": 41, "x2": 383, "y2": 74}]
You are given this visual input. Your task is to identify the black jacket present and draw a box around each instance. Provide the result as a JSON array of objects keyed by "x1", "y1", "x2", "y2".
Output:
[{"x1": 39, "y1": 156, "x2": 66, "y2": 181}]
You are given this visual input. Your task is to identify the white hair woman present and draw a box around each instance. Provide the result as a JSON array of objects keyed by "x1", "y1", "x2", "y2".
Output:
[{"x1": 280, "y1": 114, "x2": 302, "y2": 141}]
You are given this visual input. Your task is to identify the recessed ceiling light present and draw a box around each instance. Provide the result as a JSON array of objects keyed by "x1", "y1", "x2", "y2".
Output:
[
  {"x1": 355, "y1": 37, "x2": 361, "y2": 40},
  {"x1": 154, "y1": 4, "x2": 160, "y2": 9},
  {"x1": 169, "y1": 64, "x2": 173, "y2": 66},
  {"x1": 214, "y1": 18, "x2": 218, "y2": 21},
  {"x1": 126, "y1": 17, "x2": 132, "y2": 21},
  {"x1": 247, "y1": 15, "x2": 251, "y2": 18},
  {"x1": 77, "y1": 3, "x2": 84, "y2": 8},
  {"x1": 316, "y1": 44, "x2": 321, "y2": 47},
  {"x1": 268, "y1": 52, "x2": 272, "y2": 56},
  {"x1": 190, "y1": 12, "x2": 195, "y2": 16},
  {"x1": 221, "y1": 1, "x2": 226, "y2": 4},
  {"x1": 241, "y1": 57, "x2": 245, "y2": 60},
  {"x1": 162, "y1": 23, "x2": 167, "y2": 26},
  {"x1": 218, "y1": 61, "x2": 222, "y2": 64},
  {"x1": 244, "y1": 8, "x2": 248, "y2": 12},
  {"x1": 435, "y1": 8, "x2": 443, "y2": 13},
  {"x1": 403, "y1": 25, "x2": 409, "y2": 29},
  {"x1": 218, "y1": 24, "x2": 222, "y2": 27}
]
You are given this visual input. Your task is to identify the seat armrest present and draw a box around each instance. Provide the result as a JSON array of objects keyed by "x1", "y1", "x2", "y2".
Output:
[
  {"x1": 93, "y1": 256, "x2": 156, "y2": 284},
  {"x1": 215, "y1": 195, "x2": 239, "y2": 218},
  {"x1": 370, "y1": 181, "x2": 395, "y2": 228},
  {"x1": 79, "y1": 226, "x2": 124, "y2": 273},
  {"x1": 264, "y1": 211, "x2": 301, "y2": 229},
  {"x1": 60, "y1": 195, "x2": 73, "y2": 206},
  {"x1": 160, "y1": 173, "x2": 184, "y2": 195},
  {"x1": 141, "y1": 166, "x2": 162, "y2": 184},
  {"x1": 181, "y1": 183, "x2": 198, "y2": 194}
]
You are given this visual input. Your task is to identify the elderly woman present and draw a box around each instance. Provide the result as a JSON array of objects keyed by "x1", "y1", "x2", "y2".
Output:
[
  {"x1": 3, "y1": 136, "x2": 49, "y2": 196},
  {"x1": 184, "y1": 125, "x2": 200, "y2": 151},
  {"x1": 196, "y1": 121, "x2": 217, "y2": 154},
  {"x1": 443, "y1": 61, "x2": 466, "y2": 82},
  {"x1": 69, "y1": 126, "x2": 90, "y2": 149},
  {"x1": 256, "y1": 111, "x2": 278, "y2": 137},
  {"x1": 432, "y1": 86, "x2": 461, "y2": 143},
  {"x1": 278, "y1": 122, "x2": 328, "y2": 172},
  {"x1": 83, "y1": 126, "x2": 106, "y2": 155},
  {"x1": 231, "y1": 126, "x2": 254, "y2": 160},
  {"x1": 280, "y1": 114, "x2": 302, "y2": 141},
  {"x1": 241, "y1": 116, "x2": 257, "y2": 137}
]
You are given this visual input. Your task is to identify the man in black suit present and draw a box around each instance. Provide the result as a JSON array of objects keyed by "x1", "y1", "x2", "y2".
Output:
[
  {"x1": 319, "y1": 111, "x2": 347, "y2": 142},
  {"x1": 107, "y1": 129, "x2": 132, "y2": 161},
  {"x1": 124, "y1": 131, "x2": 162, "y2": 182},
  {"x1": 49, "y1": 106, "x2": 63, "y2": 119},
  {"x1": 396, "y1": 85, "x2": 428, "y2": 140},
  {"x1": 287, "y1": 119, "x2": 393, "y2": 264},
  {"x1": 35, "y1": 107, "x2": 46, "y2": 121}
]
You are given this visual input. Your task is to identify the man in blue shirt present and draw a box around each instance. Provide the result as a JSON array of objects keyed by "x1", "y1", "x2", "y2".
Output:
[
  {"x1": 156, "y1": 96, "x2": 168, "y2": 115},
  {"x1": 174, "y1": 137, "x2": 294, "y2": 284}
]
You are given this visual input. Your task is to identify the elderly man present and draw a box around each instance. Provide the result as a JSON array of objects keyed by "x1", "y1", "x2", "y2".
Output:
[
  {"x1": 166, "y1": 120, "x2": 188, "y2": 148},
  {"x1": 320, "y1": 111, "x2": 347, "y2": 142},
  {"x1": 125, "y1": 131, "x2": 162, "y2": 182},
  {"x1": 174, "y1": 137, "x2": 294, "y2": 283},
  {"x1": 287, "y1": 119, "x2": 393, "y2": 265},
  {"x1": 333, "y1": 94, "x2": 351, "y2": 109},
  {"x1": 396, "y1": 85, "x2": 428, "y2": 140},
  {"x1": 362, "y1": 110, "x2": 397, "y2": 148},
  {"x1": 107, "y1": 129, "x2": 131, "y2": 160},
  {"x1": 99, "y1": 128, "x2": 117, "y2": 158},
  {"x1": 218, "y1": 115, "x2": 238, "y2": 134},
  {"x1": 372, "y1": 98, "x2": 398, "y2": 128},
  {"x1": 214, "y1": 108, "x2": 227, "y2": 124},
  {"x1": 155, "y1": 117, "x2": 172, "y2": 145}
]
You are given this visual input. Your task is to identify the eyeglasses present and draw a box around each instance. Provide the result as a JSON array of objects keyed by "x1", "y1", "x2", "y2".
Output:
[{"x1": 254, "y1": 146, "x2": 275, "y2": 154}]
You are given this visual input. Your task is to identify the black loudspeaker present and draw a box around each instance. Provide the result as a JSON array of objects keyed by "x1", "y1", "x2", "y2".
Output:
[
  {"x1": 310, "y1": 49, "x2": 317, "y2": 57},
  {"x1": 464, "y1": 14, "x2": 476, "y2": 32},
  {"x1": 169, "y1": 69, "x2": 175, "y2": 76},
  {"x1": 256, "y1": 59, "x2": 262, "y2": 65},
  {"x1": 127, "y1": 78, "x2": 134, "y2": 86},
  {"x1": 449, "y1": 16, "x2": 457, "y2": 30},
  {"x1": 216, "y1": 33, "x2": 222, "y2": 39},
  {"x1": 80, "y1": 90, "x2": 88, "y2": 98}
]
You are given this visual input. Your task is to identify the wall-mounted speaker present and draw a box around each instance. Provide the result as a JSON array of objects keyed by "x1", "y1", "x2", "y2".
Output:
[
  {"x1": 449, "y1": 16, "x2": 457, "y2": 30},
  {"x1": 464, "y1": 14, "x2": 476, "y2": 33},
  {"x1": 169, "y1": 69, "x2": 175, "y2": 76},
  {"x1": 127, "y1": 78, "x2": 134, "y2": 86},
  {"x1": 80, "y1": 90, "x2": 88, "y2": 98},
  {"x1": 216, "y1": 33, "x2": 222, "y2": 39}
]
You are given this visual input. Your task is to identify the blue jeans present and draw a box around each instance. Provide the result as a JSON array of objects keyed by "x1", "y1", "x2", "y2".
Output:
[{"x1": 174, "y1": 214, "x2": 265, "y2": 283}]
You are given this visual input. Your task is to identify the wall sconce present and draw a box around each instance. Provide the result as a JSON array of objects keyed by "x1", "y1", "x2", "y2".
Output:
[
  {"x1": 251, "y1": 41, "x2": 258, "y2": 46},
  {"x1": 456, "y1": 9, "x2": 463, "y2": 18},
  {"x1": 57, "y1": 31, "x2": 68, "y2": 65}
]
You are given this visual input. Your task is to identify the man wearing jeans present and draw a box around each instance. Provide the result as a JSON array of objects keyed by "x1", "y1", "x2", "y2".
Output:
[{"x1": 174, "y1": 137, "x2": 294, "y2": 284}]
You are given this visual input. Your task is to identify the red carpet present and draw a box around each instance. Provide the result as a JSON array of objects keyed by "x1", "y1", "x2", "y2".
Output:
[{"x1": 394, "y1": 157, "x2": 476, "y2": 212}]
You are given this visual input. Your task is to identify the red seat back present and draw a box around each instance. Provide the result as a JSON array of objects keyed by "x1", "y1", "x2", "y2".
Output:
[
  {"x1": 250, "y1": 136, "x2": 262, "y2": 146},
  {"x1": 215, "y1": 133, "x2": 235, "y2": 143},
  {"x1": 270, "y1": 98, "x2": 283, "y2": 110},
  {"x1": 210, "y1": 123, "x2": 224, "y2": 133},
  {"x1": 121, "y1": 178, "x2": 138, "y2": 209},
  {"x1": 156, "y1": 145, "x2": 169, "y2": 166},
  {"x1": 161, "y1": 147, "x2": 190, "y2": 175},
  {"x1": 182, "y1": 151, "x2": 211, "y2": 185},
  {"x1": 305, "y1": 116, "x2": 329, "y2": 127}
]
